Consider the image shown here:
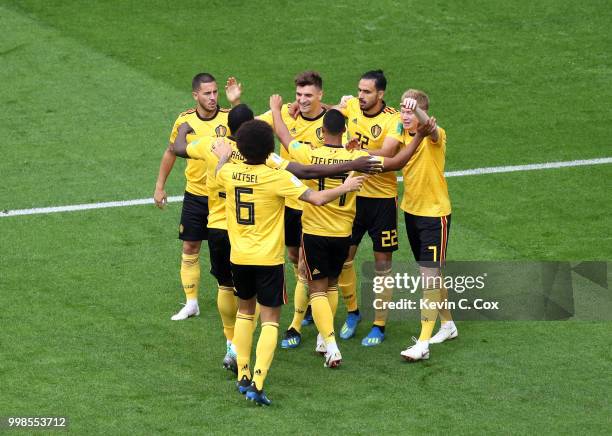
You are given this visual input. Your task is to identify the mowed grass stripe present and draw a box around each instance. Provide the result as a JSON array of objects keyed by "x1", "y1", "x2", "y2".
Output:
[{"x1": 2, "y1": 157, "x2": 611, "y2": 217}]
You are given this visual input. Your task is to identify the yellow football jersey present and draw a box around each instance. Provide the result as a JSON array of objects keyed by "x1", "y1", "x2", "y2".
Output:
[
  {"x1": 216, "y1": 163, "x2": 309, "y2": 265},
  {"x1": 258, "y1": 104, "x2": 347, "y2": 210},
  {"x1": 339, "y1": 97, "x2": 400, "y2": 198},
  {"x1": 169, "y1": 106, "x2": 229, "y2": 196},
  {"x1": 391, "y1": 126, "x2": 451, "y2": 217},
  {"x1": 186, "y1": 137, "x2": 288, "y2": 230},
  {"x1": 288, "y1": 140, "x2": 380, "y2": 237}
]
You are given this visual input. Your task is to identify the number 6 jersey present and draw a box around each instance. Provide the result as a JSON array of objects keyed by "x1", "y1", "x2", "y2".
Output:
[{"x1": 216, "y1": 162, "x2": 309, "y2": 266}]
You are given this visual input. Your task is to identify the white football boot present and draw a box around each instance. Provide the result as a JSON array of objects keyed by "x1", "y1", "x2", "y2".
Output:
[
  {"x1": 170, "y1": 301, "x2": 200, "y2": 320},
  {"x1": 323, "y1": 342, "x2": 342, "y2": 368},
  {"x1": 429, "y1": 321, "x2": 458, "y2": 344},
  {"x1": 315, "y1": 333, "x2": 327, "y2": 355},
  {"x1": 401, "y1": 337, "x2": 430, "y2": 361}
]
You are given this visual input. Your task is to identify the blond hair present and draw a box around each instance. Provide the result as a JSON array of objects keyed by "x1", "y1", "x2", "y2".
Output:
[{"x1": 401, "y1": 89, "x2": 429, "y2": 111}]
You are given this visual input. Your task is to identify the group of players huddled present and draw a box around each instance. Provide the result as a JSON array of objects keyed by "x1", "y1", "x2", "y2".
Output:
[{"x1": 153, "y1": 70, "x2": 457, "y2": 405}]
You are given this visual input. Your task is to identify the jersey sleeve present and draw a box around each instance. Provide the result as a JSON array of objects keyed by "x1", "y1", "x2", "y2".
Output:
[
  {"x1": 387, "y1": 120, "x2": 405, "y2": 143},
  {"x1": 339, "y1": 97, "x2": 359, "y2": 118},
  {"x1": 265, "y1": 152, "x2": 289, "y2": 170},
  {"x1": 215, "y1": 162, "x2": 231, "y2": 186},
  {"x1": 287, "y1": 140, "x2": 312, "y2": 164},
  {"x1": 257, "y1": 104, "x2": 290, "y2": 127},
  {"x1": 275, "y1": 170, "x2": 309, "y2": 201},
  {"x1": 257, "y1": 110, "x2": 274, "y2": 126},
  {"x1": 185, "y1": 136, "x2": 214, "y2": 161},
  {"x1": 168, "y1": 115, "x2": 183, "y2": 143},
  {"x1": 429, "y1": 127, "x2": 446, "y2": 147}
]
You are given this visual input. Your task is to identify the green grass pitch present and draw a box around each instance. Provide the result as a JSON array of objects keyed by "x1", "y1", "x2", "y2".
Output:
[{"x1": 1, "y1": 0, "x2": 611, "y2": 433}]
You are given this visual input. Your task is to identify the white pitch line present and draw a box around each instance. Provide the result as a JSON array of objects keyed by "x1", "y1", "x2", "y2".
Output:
[{"x1": 2, "y1": 158, "x2": 611, "y2": 218}]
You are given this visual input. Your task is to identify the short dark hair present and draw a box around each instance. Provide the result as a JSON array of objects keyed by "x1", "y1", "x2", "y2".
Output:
[
  {"x1": 192, "y1": 72, "x2": 216, "y2": 91},
  {"x1": 228, "y1": 104, "x2": 254, "y2": 135},
  {"x1": 235, "y1": 120, "x2": 275, "y2": 164},
  {"x1": 323, "y1": 109, "x2": 346, "y2": 136},
  {"x1": 294, "y1": 70, "x2": 323, "y2": 89},
  {"x1": 360, "y1": 69, "x2": 387, "y2": 91}
]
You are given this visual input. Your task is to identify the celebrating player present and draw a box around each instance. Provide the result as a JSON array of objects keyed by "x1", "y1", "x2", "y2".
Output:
[
  {"x1": 258, "y1": 71, "x2": 342, "y2": 347},
  {"x1": 334, "y1": 70, "x2": 402, "y2": 346},
  {"x1": 214, "y1": 120, "x2": 364, "y2": 405},
  {"x1": 169, "y1": 105, "x2": 382, "y2": 372},
  {"x1": 389, "y1": 92, "x2": 455, "y2": 362},
  {"x1": 153, "y1": 73, "x2": 241, "y2": 321}
]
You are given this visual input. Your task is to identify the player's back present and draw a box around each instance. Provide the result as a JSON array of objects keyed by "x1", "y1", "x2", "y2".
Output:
[
  {"x1": 296, "y1": 144, "x2": 371, "y2": 237},
  {"x1": 217, "y1": 162, "x2": 306, "y2": 266}
]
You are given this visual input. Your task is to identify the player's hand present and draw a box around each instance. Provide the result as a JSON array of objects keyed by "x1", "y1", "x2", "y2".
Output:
[
  {"x1": 345, "y1": 138, "x2": 361, "y2": 151},
  {"x1": 287, "y1": 100, "x2": 299, "y2": 119},
  {"x1": 177, "y1": 122, "x2": 194, "y2": 136},
  {"x1": 270, "y1": 94, "x2": 283, "y2": 112},
  {"x1": 154, "y1": 187, "x2": 167, "y2": 209},
  {"x1": 351, "y1": 155, "x2": 382, "y2": 174},
  {"x1": 212, "y1": 137, "x2": 232, "y2": 161},
  {"x1": 342, "y1": 174, "x2": 366, "y2": 192},
  {"x1": 225, "y1": 76, "x2": 242, "y2": 106},
  {"x1": 339, "y1": 95, "x2": 353, "y2": 108},
  {"x1": 402, "y1": 97, "x2": 418, "y2": 111},
  {"x1": 417, "y1": 116, "x2": 437, "y2": 137}
]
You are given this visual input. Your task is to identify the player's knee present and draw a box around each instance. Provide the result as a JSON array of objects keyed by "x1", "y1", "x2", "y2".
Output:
[
  {"x1": 183, "y1": 241, "x2": 201, "y2": 255},
  {"x1": 342, "y1": 260, "x2": 354, "y2": 270}
]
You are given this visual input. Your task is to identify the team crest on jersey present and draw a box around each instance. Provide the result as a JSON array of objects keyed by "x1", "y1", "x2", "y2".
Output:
[
  {"x1": 352, "y1": 118, "x2": 358, "y2": 124},
  {"x1": 316, "y1": 127, "x2": 323, "y2": 140},
  {"x1": 215, "y1": 125, "x2": 228, "y2": 137},
  {"x1": 290, "y1": 127, "x2": 297, "y2": 134},
  {"x1": 371, "y1": 124, "x2": 382, "y2": 138}
]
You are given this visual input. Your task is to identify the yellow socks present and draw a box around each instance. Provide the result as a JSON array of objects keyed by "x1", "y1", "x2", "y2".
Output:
[
  {"x1": 338, "y1": 261, "x2": 358, "y2": 312},
  {"x1": 438, "y1": 286, "x2": 453, "y2": 324},
  {"x1": 180, "y1": 253, "x2": 200, "y2": 301},
  {"x1": 234, "y1": 312, "x2": 255, "y2": 381},
  {"x1": 419, "y1": 288, "x2": 441, "y2": 341},
  {"x1": 327, "y1": 286, "x2": 339, "y2": 318},
  {"x1": 374, "y1": 268, "x2": 393, "y2": 329},
  {"x1": 252, "y1": 322, "x2": 279, "y2": 390},
  {"x1": 311, "y1": 292, "x2": 336, "y2": 345},
  {"x1": 289, "y1": 267, "x2": 309, "y2": 333},
  {"x1": 217, "y1": 286, "x2": 238, "y2": 341}
]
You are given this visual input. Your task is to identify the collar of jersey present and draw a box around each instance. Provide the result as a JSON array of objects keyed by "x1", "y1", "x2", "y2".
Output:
[
  {"x1": 362, "y1": 101, "x2": 386, "y2": 118},
  {"x1": 196, "y1": 105, "x2": 220, "y2": 121},
  {"x1": 299, "y1": 108, "x2": 326, "y2": 121},
  {"x1": 324, "y1": 143, "x2": 344, "y2": 148}
]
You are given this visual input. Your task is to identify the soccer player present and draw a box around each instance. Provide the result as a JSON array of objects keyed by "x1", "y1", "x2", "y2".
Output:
[
  {"x1": 387, "y1": 92, "x2": 455, "y2": 362},
  {"x1": 258, "y1": 71, "x2": 343, "y2": 348},
  {"x1": 334, "y1": 70, "x2": 402, "y2": 346},
  {"x1": 170, "y1": 105, "x2": 382, "y2": 373},
  {"x1": 153, "y1": 73, "x2": 241, "y2": 321},
  {"x1": 271, "y1": 94, "x2": 385, "y2": 365},
  {"x1": 214, "y1": 119, "x2": 364, "y2": 405}
]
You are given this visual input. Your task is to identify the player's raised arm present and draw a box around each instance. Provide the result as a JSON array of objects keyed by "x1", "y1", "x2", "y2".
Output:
[
  {"x1": 225, "y1": 76, "x2": 242, "y2": 107},
  {"x1": 168, "y1": 122, "x2": 194, "y2": 158},
  {"x1": 269, "y1": 94, "x2": 294, "y2": 150},
  {"x1": 299, "y1": 174, "x2": 365, "y2": 206},
  {"x1": 369, "y1": 135, "x2": 402, "y2": 157}
]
